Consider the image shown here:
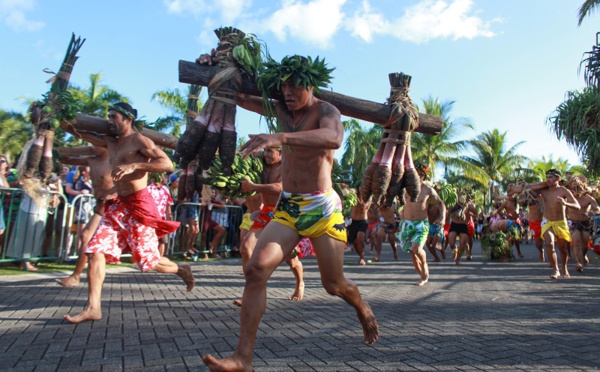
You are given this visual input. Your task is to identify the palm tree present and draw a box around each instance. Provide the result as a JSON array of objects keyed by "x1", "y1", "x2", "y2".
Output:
[
  {"x1": 69, "y1": 73, "x2": 129, "y2": 117},
  {"x1": 527, "y1": 156, "x2": 588, "y2": 180},
  {"x1": 0, "y1": 110, "x2": 33, "y2": 163},
  {"x1": 150, "y1": 85, "x2": 203, "y2": 137},
  {"x1": 340, "y1": 119, "x2": 383, "y2": 187},
  {"x1": 455, "y1": 129, "x2": 528, "y2": 211},
  {"x1": 411, "y1": 97, "x2": 474, "y2": 178},
  {"x1": 578, "y1": 0, "x2": 600, "y2": 26}
]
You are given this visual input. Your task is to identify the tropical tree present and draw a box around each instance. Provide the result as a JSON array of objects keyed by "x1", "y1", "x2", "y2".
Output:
[
  {"x1": 340, "y1": 119, "x2": 383, "y2": 187},
  {"x1": 578, "y1": 0, "x2": 600, "y2": 26},
  {"x1": 150, "y1": 85, "x2": 203, "y2": 137},
  {"x1": 411, "y1": 97, "x2": 474, "y2": 178},
  {"x1": 527, "y1": 156, "x2": 588, "y2": 180},
  {"x1": 454, "y1": 129, "x2": 528, "y2": 211},
  {"x1": 69, "y1": 73, "x2": 129, "y2": 118},
  {"x1": 0, "y1": 109, "x2": 33, "y2": 163}
]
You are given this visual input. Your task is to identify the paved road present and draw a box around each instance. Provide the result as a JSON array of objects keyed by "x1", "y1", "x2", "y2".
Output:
[{"x1": 1, "y1": 241, "x2": 599, "y2": 371}]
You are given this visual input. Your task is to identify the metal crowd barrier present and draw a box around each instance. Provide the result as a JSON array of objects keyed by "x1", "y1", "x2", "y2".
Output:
[
  {"x1": 0, "y1": 187, "x2": 81, "y2": 264},
  {"x1": 0, "y1": 186, "x2": 244, "y2": 265},
  {"x1": 170, "y1": 202, "x2": 244, "y2": 258}
]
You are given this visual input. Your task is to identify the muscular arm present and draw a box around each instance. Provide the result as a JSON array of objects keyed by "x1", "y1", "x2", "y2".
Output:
[
  {"x1": 112, "y1": 136, "x2": 173, "y2": 181},
  {"x1": 430, "y1": 190, "x2": 446, "y2": 224},
  {"x1": 563, "y1": 188, "x2": 581, "y2": 210},
  {"x1": 64, "y1": 129, "x2": 109, "y2": 148}
]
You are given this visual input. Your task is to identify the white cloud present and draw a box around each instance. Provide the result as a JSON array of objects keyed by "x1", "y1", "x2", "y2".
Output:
[
  {"x1": 0, "y1": 0, "x2": 44, "y2": 31},
  {"x1": 345, "y1": 0, "x2": 497, "y2": 44},
  {"x1": 164, "y1": 0, "x2": 250, "y2": 23},
  {"x1": 259, "y1": 0, "x2": 347, "y2": 49}
]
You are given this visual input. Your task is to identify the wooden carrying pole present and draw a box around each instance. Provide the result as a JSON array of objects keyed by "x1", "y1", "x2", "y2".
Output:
[
  {"x1": 62, "y1": 114, "x2": 179, "y2": 150},
  {"x1": 178, "y1": 60, "x2": 443, "y2": 135},
  {"x1": 56, "y1": 146, "x2": 96, "y2": 157}
]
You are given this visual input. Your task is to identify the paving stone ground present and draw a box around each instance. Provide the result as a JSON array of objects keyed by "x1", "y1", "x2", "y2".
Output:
[{"x1": 1, "y1": 240, "x2": 599, "y2": 372}]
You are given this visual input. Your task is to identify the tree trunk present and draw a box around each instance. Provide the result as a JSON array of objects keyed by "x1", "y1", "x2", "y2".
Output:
[
  {"x1": 63, "y1": 114, "x2": 179, "y2": 150},
  {"x1": 56, "y1": 146, "x2": 96, "y2": 157},
  {"x1": 178, "y1": 60, "x2": 443, "y2": 135}
]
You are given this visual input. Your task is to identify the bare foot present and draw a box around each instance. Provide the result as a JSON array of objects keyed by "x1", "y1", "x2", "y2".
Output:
[
  {"x1": 233, "y1": 299, "x2": 242, "y2": 307},
  {"x1": 356, "y1": 302, "x2": 379, "y2": 345},
  {"x1": 57, "y1": 276, "x2": 80, "y2": 287},
  {"x1": 576, "y1": 264, "x2": 583, "y2": 272},
  {"x1": 451, "y1": 248, "x2": 458, "y2": 260},
  {"x1": 563, "y1": 271, "x2": 570, "y2": 278},
  {"x1": 393, "y1": 252, "x2": 399, "y2": 260},
  {"x1": 202, "y1": 354, "x2": 250, "y2": 372},
  {"x1": 289, "y1": 281, "x2": 304, "y2": 301},
  {"x1": 549, "y1": 270, "x2": 560, "y2": 279},
  {"x1": 177, "y1": 264, "x2": 195, "y2": 292},
  {"x1": 417, "y1": 276, "x2": 429, "y2": 286},
  {"x1": 358, "y1": 258, "x2": 366, "y2": 265},
  {"x1": 64, "y1": 307, "x2": 102, "y2": 324},
  {"x1": 22, "y1": 262, "x2": 38, "y2": 271},
  {"x1": 584, "y1": 255, "x2": 590, "y2": 266},
  {"x1": 373, "y1": 256, "x2": 380, "y2": 262}
]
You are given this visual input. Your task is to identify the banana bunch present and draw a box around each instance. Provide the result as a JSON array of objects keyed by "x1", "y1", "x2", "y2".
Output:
[
  {"x1": 205, "y1": 152, "x2": 263, "y2": 200},
  {"x1": 341, "y1": 192, "x2": 358, "y2": 218},
  {"x1": 436, "y1": 182, "x2": 458, "y2": 207}
]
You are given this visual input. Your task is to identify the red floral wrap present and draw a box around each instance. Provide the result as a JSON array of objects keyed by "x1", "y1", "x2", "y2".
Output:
[{"x1": 84, "y1": 188, "x2": 180, "y2": 271}]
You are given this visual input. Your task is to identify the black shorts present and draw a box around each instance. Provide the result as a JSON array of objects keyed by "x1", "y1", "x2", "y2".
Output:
[
  {"x1": 449, "y1": 222, "x2": 469, "y2": 235},
  {"x1": 347, "y1": 219, "x2": 368, "y2": 243}
]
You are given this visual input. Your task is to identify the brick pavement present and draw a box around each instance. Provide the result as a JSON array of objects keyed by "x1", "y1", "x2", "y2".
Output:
[{"x1": 1, "y1": 241, "x2": 599, "y2": 371}]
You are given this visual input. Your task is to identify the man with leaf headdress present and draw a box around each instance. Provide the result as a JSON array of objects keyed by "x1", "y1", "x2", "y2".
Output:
[{"x1": 197, "y1": 53, "x2": 379, "y2": 371}]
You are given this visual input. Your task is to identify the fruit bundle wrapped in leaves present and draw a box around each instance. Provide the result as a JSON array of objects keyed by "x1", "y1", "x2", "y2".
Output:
[
  {"x1": 360, "y1": 73, "x2": 420, "y2": 208},
  {"x1": 203, "y1": 152, "x2": 263, "y2": 201},
  {"x1": 342, "y1": 191, "x2": 358, "y2": 218},
  {"x1": 21, "y1": 33, "x2": 84, "y2": 203},
  {"x1": 174, "y1": 27, "x2": 263, "y2": 177}
]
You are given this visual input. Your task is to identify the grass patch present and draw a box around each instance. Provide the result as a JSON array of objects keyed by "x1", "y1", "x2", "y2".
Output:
[{"x1": 0, "y1": 261, "x2": 135, "y2": 276}]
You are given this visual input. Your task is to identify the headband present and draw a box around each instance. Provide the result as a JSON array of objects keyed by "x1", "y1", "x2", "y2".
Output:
[
  {"x1": 546, "y1": 169, "x2": 561, "y2": 178},
  {"x1": 109, "y1": 104, "x2": 143, "y2": 132}
]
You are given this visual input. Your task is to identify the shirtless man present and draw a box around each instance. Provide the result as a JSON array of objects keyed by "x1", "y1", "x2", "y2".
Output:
[
  {"x1": 347, "y1": 188, "x2": 370, "y2": 265},
  {"x1": 425, "y1": 190, "x2": 445, "y2": 262},
  {"x1": 366, "y1": 206, "x2": 381, "y2": 255},
  {"x1": 447, "y1": 195, "x2": 477, "y2": 265},
  {"x1": 64, "y1": 102, "x2": 194, "y2": 324},
  {"x1": 398, "y1": 165, "x2": 446, "y2": 285},
  {"x1": 235, "y1": 147, "x2": 306, "y2": 305},
  {"x1": 526, "y1": 169, "x2": 580, "y2": 279},
  {"x1": 565, "y1": 177, "x2": 600, "y2": 272},
  {"x1": 518, "y1": 191, "x2": 545, "y2": 261},
  {"x1": 198, "y1": 53, "x2": 378, "y2": 371},
  {"x1": 378, "y1": 205, "x2": 399, "y2": 261},
  {"x1": 57, "y1": 146, "x2": 116, "y2": 287}
]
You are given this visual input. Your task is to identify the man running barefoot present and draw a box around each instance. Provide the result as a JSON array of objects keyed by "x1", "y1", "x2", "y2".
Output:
[
  {"x1": 347, "y1": 188, "x2": 371, "y2": 265},
  {"x1": 425, "y1": 193, "x2": 445, "y2": 262},
  {"x1": 526, "y1": 169, "x2": 580, "y2": 279},
  {"x1": 518, "y1": 191, "x2": 545, "y2": 261},
  {"x1": 64, "y1": 103, "x2": 194, "y2": 324},
  {"x1": 398, "y1": 164, "x2": 445, "y2": 285},
  {"x1": 198, "y1": 53, "x2": 378, "y2": 371},
  {"x1": 378, "y1": 205, "x2": 399, "y2": 261},
  {"x1": 565, "y1": 176, "x2": 600, "y2": 272}
]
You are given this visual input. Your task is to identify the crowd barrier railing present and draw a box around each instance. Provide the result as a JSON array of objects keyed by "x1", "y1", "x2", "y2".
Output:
[{"x1": 170, "y1": 202, "x2": 244, "y2": 258}]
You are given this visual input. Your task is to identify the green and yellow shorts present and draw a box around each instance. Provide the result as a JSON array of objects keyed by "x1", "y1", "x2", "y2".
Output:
[{"x1": 272, "y1": 189, "x2": 347, "y2": 243}]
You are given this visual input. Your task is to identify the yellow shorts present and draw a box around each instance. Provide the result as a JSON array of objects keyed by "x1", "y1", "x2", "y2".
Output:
[
  {"x1": 272, "y1": 189, "x2": 347, "y2": 243},
  {"x1": 239, "y1": 212, "x2": 253, "y2": 231},
  {"x1": 541, "y1": 219, "x2": 571, "y2": 242}
]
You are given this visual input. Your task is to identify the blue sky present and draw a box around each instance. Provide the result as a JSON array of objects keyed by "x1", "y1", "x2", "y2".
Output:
[{"x1": 0, "y1": 0, "x2": 598, "y2": 168}]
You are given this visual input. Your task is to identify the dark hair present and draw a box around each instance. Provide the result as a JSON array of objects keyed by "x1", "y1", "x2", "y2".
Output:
[
  {"x1": 110, "y1": 102, "x2": 137, "y2": 120},
  {"x1": 546, "y1": 169, "x2": 562, "y2": 178}
]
